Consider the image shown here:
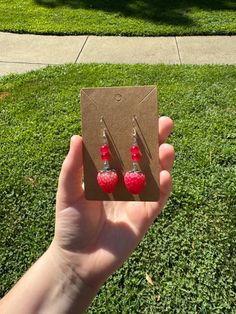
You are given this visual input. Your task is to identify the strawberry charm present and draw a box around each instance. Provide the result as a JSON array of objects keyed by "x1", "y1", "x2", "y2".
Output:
[
  {"x1": 97, "y1": 169, "x2": 118, "y2": 194},
  {"x1": 97, "y1": 118, "x2": 118, "y2": 194},
  {"x1": 124, "y1": 170, "x2": 146, "y2": 194},
  {"x1": 124, "y1": 117, "x2": 146, "y2": 194}
]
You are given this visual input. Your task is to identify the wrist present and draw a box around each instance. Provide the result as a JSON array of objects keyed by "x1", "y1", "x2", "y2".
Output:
[
  {"x1": 0, "y1": 245, "x2": 98, "y2": 314},
  {"x1": 44, "y1": 243, "x2": 99, "y2": 314}
]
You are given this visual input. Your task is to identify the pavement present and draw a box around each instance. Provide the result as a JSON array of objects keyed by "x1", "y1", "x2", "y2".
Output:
[{"x1": 0, "y1": 32, "x2": 235, "y2": 76}]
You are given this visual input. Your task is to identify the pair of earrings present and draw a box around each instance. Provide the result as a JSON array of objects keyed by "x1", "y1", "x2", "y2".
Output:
[{"x1": 97, "y1": 117, "x2": 146, "y2": 195}]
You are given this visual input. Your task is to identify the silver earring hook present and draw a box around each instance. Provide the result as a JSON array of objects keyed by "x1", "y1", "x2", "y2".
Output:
[
  {"x1": 132, "y1": 115, "x2": 137, "y2": 144},
  {"x1": 100, "y1": 116, "x2": 107, "y2": 144}
]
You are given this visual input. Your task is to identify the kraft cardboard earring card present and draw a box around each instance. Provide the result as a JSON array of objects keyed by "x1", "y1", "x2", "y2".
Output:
[{"x1": 81, "y1": 85, "x2": 159, "y2": 201}]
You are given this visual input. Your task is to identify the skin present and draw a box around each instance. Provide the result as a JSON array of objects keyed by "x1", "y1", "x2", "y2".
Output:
[{"x1": 0, "y1": 116, "x2": 175, "y2": 314}]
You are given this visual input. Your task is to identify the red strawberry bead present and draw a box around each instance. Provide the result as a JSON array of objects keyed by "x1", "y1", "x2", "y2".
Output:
[
  {"x1": 124, "y1": 171, "x2": 146, "y2": 194},
  {"x1": 97, "y1": 170, "x2": 118, "y2": 193}
]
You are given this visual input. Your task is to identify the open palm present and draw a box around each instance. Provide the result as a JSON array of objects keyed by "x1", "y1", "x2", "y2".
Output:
[{"x1": 52, "y1": 117, "x2": 175, "y2": 289}]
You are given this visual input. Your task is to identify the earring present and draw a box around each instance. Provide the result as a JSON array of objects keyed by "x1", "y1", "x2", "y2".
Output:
[
  {"x1": 97, "y1": 117, "x2": 119, "y2": 194},
  {"x1": 124, "y1": 117, "x2": 146, "y2": 194}
]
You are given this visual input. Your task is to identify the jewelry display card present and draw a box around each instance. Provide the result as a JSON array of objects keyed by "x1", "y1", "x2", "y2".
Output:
[{"x1": 81, "y1": 85, "x2": 159, "y2": 201}]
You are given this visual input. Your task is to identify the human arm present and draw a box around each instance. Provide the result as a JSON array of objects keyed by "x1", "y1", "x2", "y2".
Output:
[{"x1": 0, "y1": 116, "x2": 175, "y2": 314}]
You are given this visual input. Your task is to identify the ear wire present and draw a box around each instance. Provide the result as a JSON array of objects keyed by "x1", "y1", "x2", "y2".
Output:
[
  {"x1": 100, "y1": 116, "x2": 108, "y2": 145},
  {"x1": 132, "y1": 115, "x2": 137, "y2": 145}
]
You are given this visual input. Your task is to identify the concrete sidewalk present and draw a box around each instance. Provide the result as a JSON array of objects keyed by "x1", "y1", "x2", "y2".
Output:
[{"x1": 0, "y1": 32, "x2": 235, "y2": 76}]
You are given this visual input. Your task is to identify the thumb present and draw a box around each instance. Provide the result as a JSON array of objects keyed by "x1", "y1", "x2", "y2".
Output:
[{"x1": 56, "y1": 135, "x2": 84, "y2": 211}]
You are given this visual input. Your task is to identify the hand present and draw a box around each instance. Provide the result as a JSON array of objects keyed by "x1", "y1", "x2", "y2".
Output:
[
  {"x1": 0, "y1": 117, "x2": 174, "y2": 314},
  {"x1": 52, "y1": 116, "x2": 175, "y2": 291}
]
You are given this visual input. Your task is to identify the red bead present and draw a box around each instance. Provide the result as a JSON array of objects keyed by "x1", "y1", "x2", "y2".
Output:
[
  {"x1": 101, "y1": 151, "x2": 110, "y2": 161},
  {"x1": 132, "y1": 153, "x2": 141, "y2": 162},
  {"x1": 100, "y1": 144, "x2": 109, "y2": 154},
  {"x1": 131, "y1": 145, "x2": 140, "y2": 154}
]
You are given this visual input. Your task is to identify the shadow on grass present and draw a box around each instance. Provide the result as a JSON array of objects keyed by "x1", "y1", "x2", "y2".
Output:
[{"x1": 34, "y1": 0, "x2": 235, "y2": 26}]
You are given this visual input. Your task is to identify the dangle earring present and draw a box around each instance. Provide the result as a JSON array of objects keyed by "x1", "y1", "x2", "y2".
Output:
[
  {"x1": 124, "y1": 117, "x2": 146, "y2": 194},
  {"x1": 97, "y1": 117, "x2": 119, "y2": 194}
]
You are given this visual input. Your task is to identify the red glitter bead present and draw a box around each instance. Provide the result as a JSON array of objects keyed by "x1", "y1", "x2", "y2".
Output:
[
  {"x1": 100, "y1": 144, "x2": 109, "y2": 154},
  {"x1": 101, "y1": 151, "x2": 110, "y2": 161},
  {"x1": 132, "y1": 152, "x2": 141, "y2": 162},
  {"x1": 131, "y1": 145, "x2": 140, "y2": 154}
]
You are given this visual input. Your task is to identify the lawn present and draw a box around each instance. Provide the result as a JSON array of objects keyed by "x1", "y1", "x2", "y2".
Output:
[
  {"x1": 0, "y1": 0, "x2": 235, "y2": 36},
  {"x1": 0, "y1": 64, "x2": 236, "y2": 313}
]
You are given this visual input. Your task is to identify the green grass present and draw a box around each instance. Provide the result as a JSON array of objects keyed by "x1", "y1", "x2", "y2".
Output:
[
  {"x1": 0, "y1": 64, "x2": 236, "y2": 313},
  {"x1": 0, "y1": 0, "x2": 235, "y2": 36}
]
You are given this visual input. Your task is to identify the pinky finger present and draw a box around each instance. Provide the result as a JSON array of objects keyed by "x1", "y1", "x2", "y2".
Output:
[
  {"x1": 147, "y1": 170, "x2": 172, "y2": 222},
  {"x1": 158, "y1": 170, "x2": 172, "y2": 211}
]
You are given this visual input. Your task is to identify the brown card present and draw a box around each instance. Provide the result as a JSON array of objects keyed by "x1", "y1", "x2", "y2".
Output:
[{"x1": 81, "y1": 85, "x2": 159, "y2": 201}]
